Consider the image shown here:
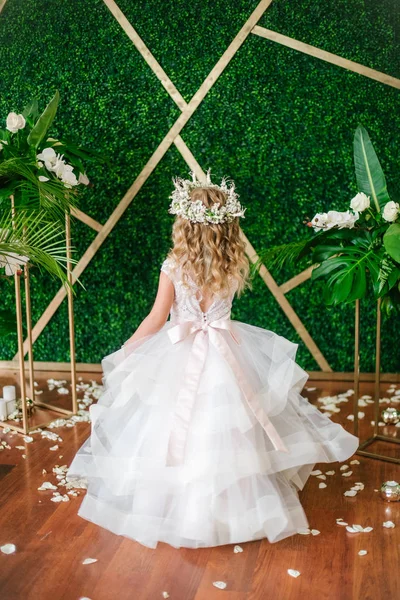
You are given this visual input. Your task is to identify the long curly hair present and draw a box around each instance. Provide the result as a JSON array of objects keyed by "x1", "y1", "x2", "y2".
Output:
[{"x1": 167, "y1": 186, "x2": 251, "y2": 298}]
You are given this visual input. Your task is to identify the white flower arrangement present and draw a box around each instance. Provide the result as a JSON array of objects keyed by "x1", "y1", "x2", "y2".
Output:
[
  {"x1": 168, "y1": 168, "x2": 246, "y2": 224},
  {"x1": 36, "y1": 146, "x2": 82, "y2": 189},
  {"x1": 310, "y1": 209, "x2": 359, "y2": 232}
]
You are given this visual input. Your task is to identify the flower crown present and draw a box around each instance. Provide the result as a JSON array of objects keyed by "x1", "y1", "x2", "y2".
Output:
[{"x1": 168, "y1": 168, "x2": 246, "y2": 224}]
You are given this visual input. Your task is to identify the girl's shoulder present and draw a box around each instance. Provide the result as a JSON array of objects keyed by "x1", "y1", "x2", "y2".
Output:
[{"x1": 160, "y1": 254, "x2": 179, "y2": 279}]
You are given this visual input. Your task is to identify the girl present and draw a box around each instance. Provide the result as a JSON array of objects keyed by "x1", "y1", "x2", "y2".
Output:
[{"x1": 66, "y1": 169, "x2": 359, "y2": 549}]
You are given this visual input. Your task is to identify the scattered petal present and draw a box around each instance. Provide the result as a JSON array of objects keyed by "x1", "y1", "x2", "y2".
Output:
[
  {"x1": 336, "y1": 521, "x2": 348, "y2": 526},
  {"x1": 310, "y1": 529, "x2": 320, "y2": 536},
  {"x1": 288, "y1": 569, "x2": 301, "y2": 578},
  {"x1": 82, "y1": 558, "x2": 98, "y2": 565},
  {"x1": 383, "y1": 521, "x2": 395, "y2": 528},
  {"x1": 325, "y1": 470, "x2": 335, "y2": 476},
  {"x1": 23, "y1": 436, "x2": 33, "y2": 443},
  {"x1": 319, "y1": 482, "x2": 327, "y2": 489},
  {"x1": 297, "y1": 528, "x2": 311, "y2": 535},
  {"x1": 1, "y1": 543, "x2": 16, "y2": 554},
  {"x1": 213, "y1": 581, "x2": 227, "y2": 589},
  {"x1": 346, "y1": 526, "x2": 358, "y2": 533},
  {"x1": 233, "y1": 545, "x2": 243, "y2": 553},
  {"x1": 311, "y1": 470, "x2": 322, "y2": 476},
  {"x1": 358, "y1": 550, "x2": 367, "y2": 556},
  {"x1": 38, "y1": 482, "x2": 58, "y2": 491},
  {"x1": 363, "y1": 527, "x2": 373, "y2": 532},
  {"x1": 49, "y1": 445, "x2": 59, "y2": 451},
  {"x1": 162, "y1": 593, "x2": 170, "y2": 599},
  {"x1": 352, "y1": 524, "x2": 364, "y2": 532},
  {"x1": 344, "y1": 490, "x2": 357, "y2": 497},
  {"x1": 340, "y1": 465, "x2": 349, "y2": 471},
  {"x1": 316, "y1": 474, "x2": 327, "y2": 480},
  {"x1": 350, "y1": 460, "x2": 360, "y2": 465},
  {"x1": 342, "y1": 471, "x2": 353, "y2": 477}
]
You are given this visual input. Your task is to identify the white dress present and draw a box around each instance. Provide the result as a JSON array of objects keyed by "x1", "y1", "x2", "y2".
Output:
[{"x1": 66, "y1": 256, "x2": 359, "y2": 549}]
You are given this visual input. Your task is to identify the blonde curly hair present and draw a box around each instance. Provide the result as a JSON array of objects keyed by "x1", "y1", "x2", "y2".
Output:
[{"x1": 166, "y1": 187, "x2": 251, "y2": 298}]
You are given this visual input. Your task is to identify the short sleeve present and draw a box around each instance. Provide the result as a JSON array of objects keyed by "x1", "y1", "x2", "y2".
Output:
[{"x1": 160, "y1": 256, "x2": 175, "y2": 281}]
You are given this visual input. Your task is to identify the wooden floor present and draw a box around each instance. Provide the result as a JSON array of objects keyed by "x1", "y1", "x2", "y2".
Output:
[{"x1": 0, "y1": 372, "x2": 399, "y2": 600}]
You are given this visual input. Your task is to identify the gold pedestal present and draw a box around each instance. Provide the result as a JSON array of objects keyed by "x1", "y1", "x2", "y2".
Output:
[
  {"x1": 0, "y1": 202, "x2": 77, "y2": 434},
  {"x1": 353, "y1": 298, "x2": 400, "y2": 464}
]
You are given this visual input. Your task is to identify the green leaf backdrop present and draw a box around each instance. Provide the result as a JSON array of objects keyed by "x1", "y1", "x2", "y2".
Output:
[{"x1": 0, "y1": 0, "x2": 399, "y2": 373}]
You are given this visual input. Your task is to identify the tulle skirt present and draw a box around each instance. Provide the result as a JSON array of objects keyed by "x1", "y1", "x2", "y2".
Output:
[{"x1": 66, "y1": 319, "x2": 359, "y2": 549}]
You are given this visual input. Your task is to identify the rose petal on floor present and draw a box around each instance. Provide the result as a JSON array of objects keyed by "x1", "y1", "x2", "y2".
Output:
[
  {"x1": 82, "y1": 558, "x2": 98, "y2": 565},
  {"x1": 213, "y1": 581, "x2": 227, "y2": 589},
  {"x1": 1, "y1": 543, "x2": 16, "y2": 554},
  {"x1": 288, "y1": 570, "x2": 301, "y2": 578}
]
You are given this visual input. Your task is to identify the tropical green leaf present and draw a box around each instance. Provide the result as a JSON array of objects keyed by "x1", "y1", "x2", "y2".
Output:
[
  {"x1": 27, "y1": 89, "x2": 60, "y2": 149},
  {"x1": 383, "y1": 222, "x2": 400, "y2": 262},
  {"x1": 311, "y1": 246, "x2": 381, "y2": 305},
  {"x1": 0, "y1": 209, "x2": 82, "y2": 291},
  {"x1": 353, "y1": 125, "x2": 390, "y2": 212},
  {"x1": 0, "y1": 156, "x2": 79, "y2": 222}
]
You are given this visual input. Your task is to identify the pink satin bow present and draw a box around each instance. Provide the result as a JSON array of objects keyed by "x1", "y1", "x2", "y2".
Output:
[{"x1": 166, "y1": 317, "x2": 289, "y2": 466}]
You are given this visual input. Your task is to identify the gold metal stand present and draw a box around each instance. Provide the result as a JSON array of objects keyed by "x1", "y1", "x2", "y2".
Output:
[
  {"x1": 354, "y1": 297, "x2": 400, "y2": 464},
  {"x1": 66, "y1": 211, "x2": 78, "y2": 413},
  {"x1": 0, "y1": 202, "x2": 76, "y2": 434}
]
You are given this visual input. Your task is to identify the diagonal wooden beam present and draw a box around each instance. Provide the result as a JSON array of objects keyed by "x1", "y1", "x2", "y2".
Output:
[
  {"x1": 0, "y1": 0, "x2": 7, "y2": 14},
  {"x1": 16, "y1": 0, "x2": 274, "y2": 357},
  {"x1": 252, "y1": 25, "x2": 400, "y2": 89},
  {"x1": 103, "y1": 0, "x2": 188, "y2": 111},
  {"x1": 71, "y1": 207, "x2": 103, "y2": 232},
  {"x1": 279, "y1": 266, "x2": 313, "y2": 294},
  {"x1": 244, "y1": 235, "x2": 332, "y2": 371}
]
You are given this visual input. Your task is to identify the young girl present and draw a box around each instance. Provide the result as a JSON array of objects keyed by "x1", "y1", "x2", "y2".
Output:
[{"x1": 66, "y1": 169, "x2": 359, "y2": 549}]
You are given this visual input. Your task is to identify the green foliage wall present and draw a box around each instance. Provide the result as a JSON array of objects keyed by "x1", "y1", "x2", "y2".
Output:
[{"x1": 0, "y1": 0, "x2": 399, "y2": 373}]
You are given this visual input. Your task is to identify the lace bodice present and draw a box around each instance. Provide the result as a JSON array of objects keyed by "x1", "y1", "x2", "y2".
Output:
[{"x1": 161, "y1": 257, "x2": 237, "y2": 324}]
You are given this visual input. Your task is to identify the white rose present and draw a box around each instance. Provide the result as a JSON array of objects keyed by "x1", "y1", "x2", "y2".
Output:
[
  {"x1": 382, "y1": 201, "x2": 399, "y2": 222},
  {"x1": 350, "y1": 192, "x2": 370, "y2": 212},
  {"x1": 310, "y1": 212, "x2": 328, "y2": 231},
  {"x1": 6, "y1": 112, "x2": 26, "y2": 133}
]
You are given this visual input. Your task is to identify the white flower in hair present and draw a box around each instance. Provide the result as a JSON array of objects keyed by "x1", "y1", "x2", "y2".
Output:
[{"x1": 168, "y1": 168, "x2": 246, "y2": 224}]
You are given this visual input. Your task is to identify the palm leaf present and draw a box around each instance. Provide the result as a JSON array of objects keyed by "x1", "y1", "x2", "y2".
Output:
[
  {"x1": 353, "y1": 125, "x2": 390, "y2": 212},
  {"x1": 253, "y1": 237, "x2": 315, "y2": 274},
  {"x1": 0, "y1": 156, "x2": 79, "y2": 222},
  {"x1": 0, "y1": 209, "x2": 82, "y2": 291}
]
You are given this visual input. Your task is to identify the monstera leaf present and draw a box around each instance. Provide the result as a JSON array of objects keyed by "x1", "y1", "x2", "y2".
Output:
[
  {"x1": 383, "y1": 223, "x2": 400, "y2": 262},
  {"x1": 311, "y1": 238, "x2": 382, "y2": 305},
  {"x1": 353, "y1": 125, "x2": 390, "y2": 213}
]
